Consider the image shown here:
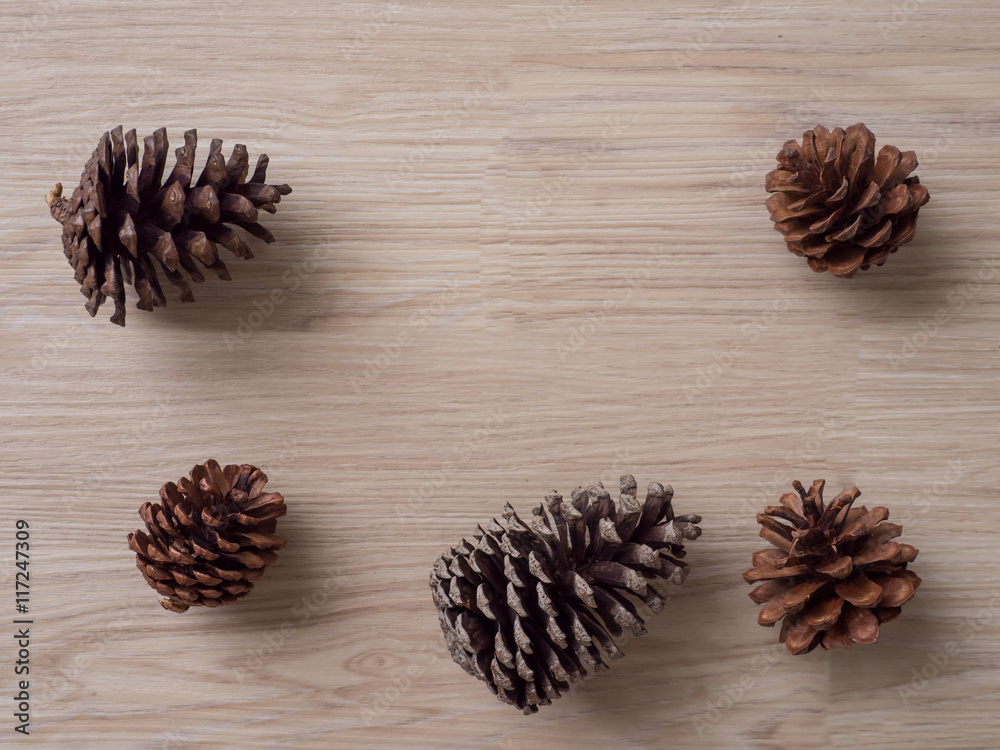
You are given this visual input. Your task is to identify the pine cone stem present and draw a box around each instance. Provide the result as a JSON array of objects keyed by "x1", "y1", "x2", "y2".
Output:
[{"x1": 45, "y1": 183, "x2": 72, "y2": 224}]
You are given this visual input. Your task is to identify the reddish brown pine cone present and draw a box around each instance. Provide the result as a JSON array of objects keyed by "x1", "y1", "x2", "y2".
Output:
[
  {"x1": 744, "y1": 479, "x2": 920, "y2": 654},
  {"x1": 46, "y1": 126, "x2": 291, "y2": 325},
  {"x1": 765, "y1": 124, "x2": 929, "y2": 278},
  {"x1": 430, "y1": 475, "x2": 702, "y2": 713},
  {"x1": 128, "y1": 460, "x2": 287, "y2": 613}
]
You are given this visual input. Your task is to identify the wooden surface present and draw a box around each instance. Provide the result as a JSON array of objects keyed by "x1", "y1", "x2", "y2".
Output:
[{"x1": 1, "y1": 1, "x2": 998, "y2": 747}]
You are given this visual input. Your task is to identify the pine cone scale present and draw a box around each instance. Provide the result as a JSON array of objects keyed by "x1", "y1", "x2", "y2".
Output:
[
  {"x1": 801, "y1": 596, "x2": 842, "y2": 628},
  {"x1": 816, "y1": 555, "x2": 852, "y2": 577},
  {"x1": 878, "y1": 573, "x2": 918, "y2": 607},
  {"x1": 835, "y1": 574, "x2": 881, "y2": 606}
]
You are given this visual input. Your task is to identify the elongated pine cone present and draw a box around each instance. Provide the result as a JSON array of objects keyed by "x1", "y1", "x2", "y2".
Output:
[
  {"x1": 765, "y1": 124, "x2": 929, "y2": 277},
  {"x1": 128, "y1": 460, "x2": 287, "y2": 613},
  {"x1": 429, "y1": 475, "x2": 702, "y2": 713},
  {"x1": 744, "y1": 479, "x2": 920, "y2": 654},
  {"x1": 46, "y1": 126, "x2": 292, "y2": 325}
]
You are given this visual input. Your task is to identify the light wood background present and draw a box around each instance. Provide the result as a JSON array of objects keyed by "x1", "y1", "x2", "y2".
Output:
[{"x1": 1, "y1": 1, "x2": 998, "y2": 747}]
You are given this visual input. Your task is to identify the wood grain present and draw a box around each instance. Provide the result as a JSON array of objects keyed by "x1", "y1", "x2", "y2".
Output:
[{"x1": 1, "y1": 1, "x2": 999, "y2": 747}]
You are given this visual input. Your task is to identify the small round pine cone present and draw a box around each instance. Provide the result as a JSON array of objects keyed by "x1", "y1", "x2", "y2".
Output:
[
  {"x1": 765, "y1": 123, "x2": 929, "y2": 278},
  {"x1": 744, "y1": 479, "x2": 920, "y2": 654},
  {"x1": 128, "y1": 460, "x2": 287, "y2": 613},
  {"x1": 430, "y1": 475, "x2": 703, "y2": 713},
  {"x1": 46, "y1": 126, "x2": 292, "y2": 326}
]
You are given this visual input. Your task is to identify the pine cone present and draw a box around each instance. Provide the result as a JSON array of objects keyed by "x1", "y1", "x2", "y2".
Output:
[
  {"x1": 46, "y1": 126, "x2": 292, "y2": 326},
  {"x1": 743, "y1": 479, "x2": 921, "y2": 654},
  {"x1": 429, "y1": 475, "x2": 702, "y2": 713},
  {"x1": 765, "y1": 124, "x2": 929, "y2": 277},
  {"x1": 128, "y1": 460, "x2": 287, "y2": 613}
]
